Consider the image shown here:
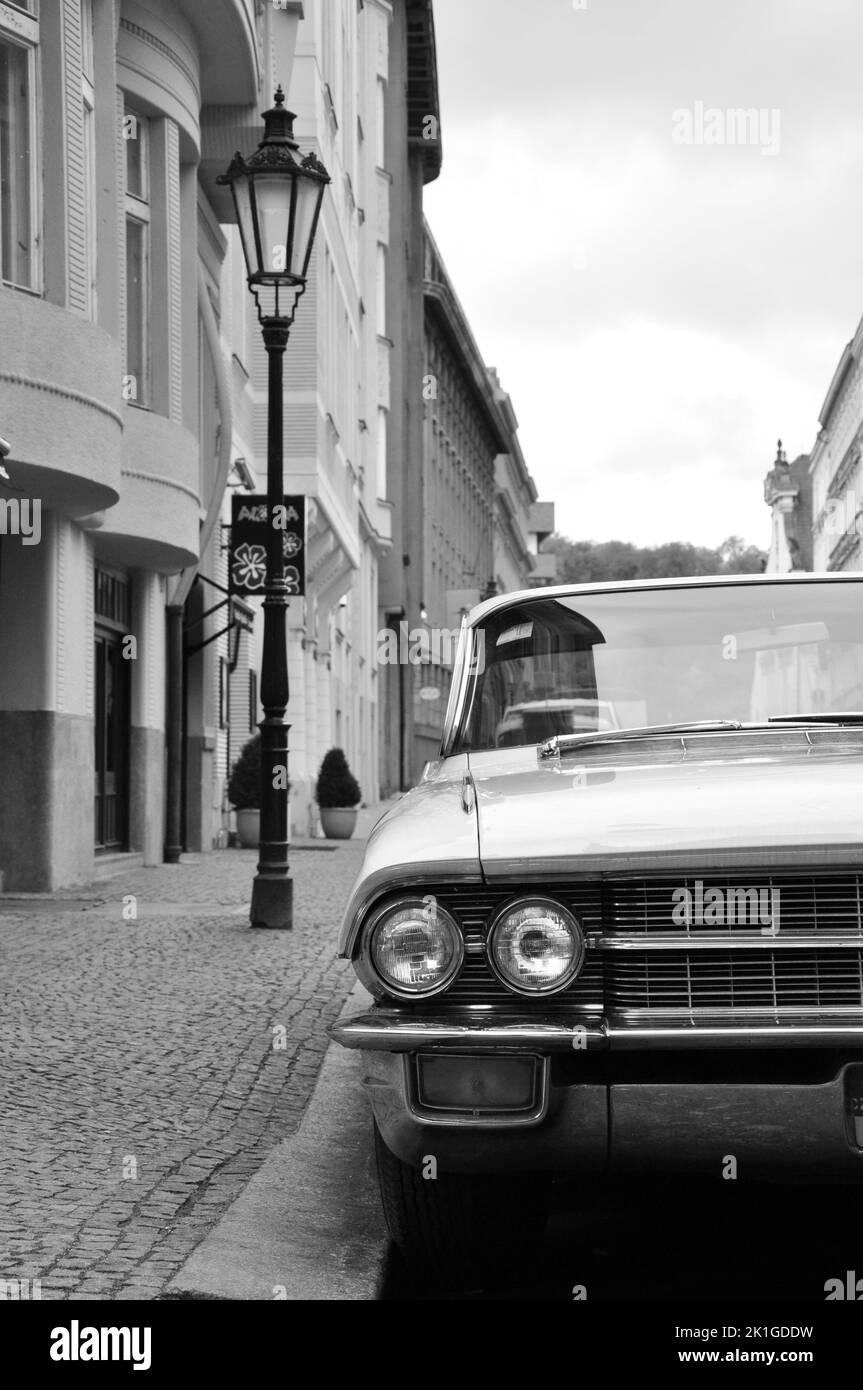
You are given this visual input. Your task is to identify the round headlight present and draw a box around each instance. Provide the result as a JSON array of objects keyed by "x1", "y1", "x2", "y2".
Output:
[
  {"x1": 488, "y1": 897, "x2": 584, "y2": 995},
  {"x1": 368, "y1": 897, "x2": 463, "y2": 998}
]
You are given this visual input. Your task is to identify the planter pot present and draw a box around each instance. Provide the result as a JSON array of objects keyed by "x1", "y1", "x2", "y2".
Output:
[
  {"x1": 235, "y1": 808, "x2": 260, "y2": 848},
  {"x1": 320, "y1": 806, "x2": 358, "y2": 840}
]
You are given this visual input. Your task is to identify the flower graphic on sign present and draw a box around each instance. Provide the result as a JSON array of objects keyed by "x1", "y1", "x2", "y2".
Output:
[
  {"x1": 232, "y1": 542, "x2": 267, "y2": 591},
  {"x1": 283, "y1": 531, "x2": 303, "y2": 559},
  {"x1": 285, "y1": 565, "x2": 301, "y2": 595}
]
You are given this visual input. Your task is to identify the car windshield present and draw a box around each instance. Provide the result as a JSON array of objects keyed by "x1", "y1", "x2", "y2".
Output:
[{"x1": 449, "y1": 580, "x2": 863, "y2": 753}]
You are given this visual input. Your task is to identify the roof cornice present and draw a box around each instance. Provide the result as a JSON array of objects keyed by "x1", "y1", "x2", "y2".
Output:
[{"x1": 406, "y1": 0, "x2": 442, "y2": 183}]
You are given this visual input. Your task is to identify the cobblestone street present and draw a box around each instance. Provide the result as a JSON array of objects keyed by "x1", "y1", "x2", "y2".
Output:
[{"x1": 0, "y1": 820, "x2": 379, "y2": 1300}]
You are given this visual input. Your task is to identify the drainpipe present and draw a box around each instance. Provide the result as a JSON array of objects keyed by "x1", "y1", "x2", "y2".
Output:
[
  {"x1": 399, "y1": 657, "x2": 406, "y2": 790},
  {"x1": 385, "y1": 604, "x2": 407, "y2": 793},
  {"x1": 164, "y1": 605, "x2": 184, "y2": 862},
  {"x1": 164, "y1": 264, "x2": 234, "y2": 862}
]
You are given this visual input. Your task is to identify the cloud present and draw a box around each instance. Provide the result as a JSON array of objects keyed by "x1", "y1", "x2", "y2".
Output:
[{"x1": 425, "y1": 0, "x2": 863, "y2": 547}]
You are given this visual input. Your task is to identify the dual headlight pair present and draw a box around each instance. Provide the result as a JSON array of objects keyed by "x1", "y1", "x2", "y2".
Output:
[{"x1": 367, "y1": 895, "x2": 585, "y2": 999}]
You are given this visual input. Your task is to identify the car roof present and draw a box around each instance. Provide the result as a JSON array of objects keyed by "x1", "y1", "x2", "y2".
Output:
[{"x1": 470, "y1": 571, "x2": 861, "y2": 626}]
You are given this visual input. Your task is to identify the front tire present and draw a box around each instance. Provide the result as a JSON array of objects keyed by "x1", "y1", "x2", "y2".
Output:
[{"x1": 373, "y1": 1121, "x2": 550, "y2": 1288}]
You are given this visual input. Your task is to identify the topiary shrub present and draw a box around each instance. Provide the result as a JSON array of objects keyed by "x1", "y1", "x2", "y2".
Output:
[
  {"x1": 228, "y1": 733, "x2": 262, "y2": 810},
  {"x1": 228, "y1": 732, "x2": 291, "y2": 809},
  {"x1": 315, "y1": 747, "x2": 361, "y2": 809}
]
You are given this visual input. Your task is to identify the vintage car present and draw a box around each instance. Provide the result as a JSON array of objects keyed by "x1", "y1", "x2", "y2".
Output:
[
  {"x1": 331, "y1": 574, "x2": 863, "y2": 1278},
  {"x1": 494, "y1": 696, "x2": 621, "y2": 746}
]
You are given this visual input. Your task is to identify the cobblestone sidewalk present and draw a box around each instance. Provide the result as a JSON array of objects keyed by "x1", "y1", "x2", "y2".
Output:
[{"x1": 0, "y1": 816, "x2": 384, "y2": 1300}]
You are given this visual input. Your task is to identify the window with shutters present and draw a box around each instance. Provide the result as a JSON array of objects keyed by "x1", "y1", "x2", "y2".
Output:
[
  {"x1": 80, "y1": 0, "x2": 95, "y2": 315},
  {"x1": 123, "y1": 105, "x2": 150, "y2": 406},
  {"x1": 0, "y1": 1, "x2": 39, "y2": 290}
]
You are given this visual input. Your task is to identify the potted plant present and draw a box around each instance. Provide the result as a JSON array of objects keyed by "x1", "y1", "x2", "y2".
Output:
[
  {"x1": 316, "y1": 748, "x2": 361, "y2": 839},
  {"x1": 228, "y1": 732, "x2": 266, "y2": 848}
]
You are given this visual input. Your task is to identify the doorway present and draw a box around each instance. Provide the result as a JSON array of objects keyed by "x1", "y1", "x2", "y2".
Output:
[{"x1": 94, "y1": 568, "x2": 131, "y2": 851}]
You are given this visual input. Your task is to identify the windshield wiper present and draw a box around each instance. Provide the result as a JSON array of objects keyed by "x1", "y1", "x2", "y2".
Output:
[
  {"x1": 768, "y1": 712, "x2": 863, "y2": 724},
  {"x1": 538, "y1": 720, "x2": 745, "y2": 760},
  {"x1": 538, "y1": 714, "x2": 863, "y2": 761}
]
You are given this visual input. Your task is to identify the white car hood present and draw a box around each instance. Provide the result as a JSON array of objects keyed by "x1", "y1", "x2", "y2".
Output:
[{"x1": 468, "y1": 733, "x2": 863, "y2": 878}]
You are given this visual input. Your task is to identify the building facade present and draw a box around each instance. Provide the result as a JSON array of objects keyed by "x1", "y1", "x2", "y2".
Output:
[
  {"x1": 765, "y1": 315, "x2": 863, "y2": 575},
  {"x1": 379, "y1": 220, "x2": 555, "y2": 791},
  {"x1": 0, "y1": 0, "x2": 399, "y2": 888},
  {"x1": 489, "y1": 369, "x2": 557, "y2": 594},
  {"x1": 0, "y1": 0, "x2": 548, "y2": 886},
  {"x1": 763, "y1": 441, "x2": 813, "y2": 573},
  {"x1": 0, "y1": 0, "x2": 272, "y2": 890},
  {"x1": 807, "y1": 319, "x2": 863, "y2": 573},
  {"x1": 208, "y1": 0, "x2": 442, "y2": 840},
  {"x1": 0, "y1": 0, "x2": 452, "y2": 889}
]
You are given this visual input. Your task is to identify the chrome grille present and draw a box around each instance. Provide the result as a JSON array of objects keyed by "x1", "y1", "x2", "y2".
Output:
[
  {"x1": 431, "y1": 872, "x2": 863, "y2": 1021},
  {"x1": 609, "y1": 873, "x2": 863, "y2": 937},
  {"x1": 610, "y1": 949, "x2": 863, "y2": 1015}
]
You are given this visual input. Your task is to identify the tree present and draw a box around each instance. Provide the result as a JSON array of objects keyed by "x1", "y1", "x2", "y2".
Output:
[{"x1": 542, "y1": 533, "x2": 766, "y2": 584}]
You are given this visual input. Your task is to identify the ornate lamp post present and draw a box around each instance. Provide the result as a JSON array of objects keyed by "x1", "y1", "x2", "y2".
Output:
[{"x1": 218, "y1": 89, "x2": 329, "y2": 928}]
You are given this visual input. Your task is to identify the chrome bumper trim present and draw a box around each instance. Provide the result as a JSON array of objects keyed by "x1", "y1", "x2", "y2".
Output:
[
  {"x1": 590, "y1": 932, "x2": 863, "y2": 951},
  {"x1": 331, "y1": 1013, "x2": 607, "y2": 1051},
  {"x1": 330, "y1": 1010, "x2": 863, "y2": 1052}
]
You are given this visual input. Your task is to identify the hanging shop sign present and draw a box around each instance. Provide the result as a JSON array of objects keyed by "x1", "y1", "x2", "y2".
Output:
[{"x1": 229, "y1": 494, "x2": 306, "y2": 597}]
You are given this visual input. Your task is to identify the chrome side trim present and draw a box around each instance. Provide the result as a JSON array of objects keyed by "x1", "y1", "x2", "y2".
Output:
[
  {"x1": 591, "y1": 931, "x2": 863, "y2": 951},
  {"x1": 482, "y1": 846, "x2": 863, "y2": 878},
  {"x1": 440, "y1": 616, "x2": 472, "y2": 757}
]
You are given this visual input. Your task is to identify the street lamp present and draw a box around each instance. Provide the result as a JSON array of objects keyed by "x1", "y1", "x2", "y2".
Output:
[{"x1": 218, "y1": 88, "x2": 329, "y2": 929}]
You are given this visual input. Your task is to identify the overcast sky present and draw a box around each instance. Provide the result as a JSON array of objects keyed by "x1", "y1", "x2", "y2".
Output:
[{"x1": 423, "y1": 0, "x2": 863, "y2": 550}]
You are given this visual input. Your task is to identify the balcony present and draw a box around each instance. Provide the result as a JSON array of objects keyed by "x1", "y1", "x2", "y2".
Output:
[
  {"x1": 177, "y1": 0, "x2": 260, "y2": 103},
  {"x1": 0, "y1": 292, "x2": 121, "y2": 517},
  {"x1": 94, "y1": 409, "x2": 200, "y2": 573},
  {"x1": 528, "y1": 500, "x2": 555, "y2": 541},
  {"x1": 528, "y1": 552, "x2": 559, "y2": 586}
]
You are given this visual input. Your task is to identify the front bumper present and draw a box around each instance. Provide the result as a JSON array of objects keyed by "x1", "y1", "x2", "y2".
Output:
[
  {"x1": 331, "y1": 1010, "x2": 863, "y2": 1177},
  {"x1": 331, "y1": 1008, "x2": 863, "y2": 1051}
]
